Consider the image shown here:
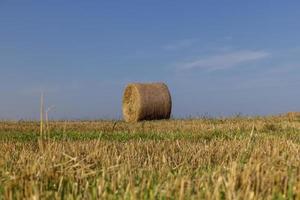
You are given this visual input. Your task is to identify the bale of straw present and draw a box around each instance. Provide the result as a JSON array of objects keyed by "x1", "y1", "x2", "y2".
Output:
[
  {"x1": 122, "y1": 82, "x2": 172, "y2": 122},
  {"x1": 285, "y1": 112, "x2": 300, "y2": 120}
]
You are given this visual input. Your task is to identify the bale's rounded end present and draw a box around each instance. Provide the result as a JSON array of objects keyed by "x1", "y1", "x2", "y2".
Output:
[{"x1": 122, "y1": 84, "x2": 141, "y2": 122}]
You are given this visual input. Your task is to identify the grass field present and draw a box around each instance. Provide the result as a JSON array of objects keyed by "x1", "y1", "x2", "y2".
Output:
[{"x1": 0, "y1": 114, "x2": 300, "y2": 199}]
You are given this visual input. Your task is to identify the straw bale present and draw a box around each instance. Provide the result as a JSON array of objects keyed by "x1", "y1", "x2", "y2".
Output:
[{"x1": 122, "y1": 83, "x2": 172, "y2": 122}]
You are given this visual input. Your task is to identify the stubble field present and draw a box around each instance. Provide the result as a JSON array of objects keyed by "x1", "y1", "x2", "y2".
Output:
[{"x1": 0, "y1": 114, "x2": 300, "y2": 199}]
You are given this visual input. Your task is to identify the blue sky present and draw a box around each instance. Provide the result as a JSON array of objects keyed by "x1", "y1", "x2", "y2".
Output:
[{"x1": 0, "y1": 1, "x2": 299, "y2": 119}]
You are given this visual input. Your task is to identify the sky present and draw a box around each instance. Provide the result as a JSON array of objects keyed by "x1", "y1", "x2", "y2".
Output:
[{"x1": 0, "y1": 1, "x2": 300, "y2": 120}]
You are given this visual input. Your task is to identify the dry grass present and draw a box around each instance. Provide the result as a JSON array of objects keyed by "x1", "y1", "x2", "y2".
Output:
[{"x1": 0, "y1": 115, "x2": 300, "y2": 199}]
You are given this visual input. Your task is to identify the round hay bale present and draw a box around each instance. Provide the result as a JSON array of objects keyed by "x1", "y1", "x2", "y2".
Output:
[
  {"x1": 122, "y1": 82, "x2": 172, "y2": 122},
  {"x1": 285, "y1": 112, "x2": 300, "y2": 120}
]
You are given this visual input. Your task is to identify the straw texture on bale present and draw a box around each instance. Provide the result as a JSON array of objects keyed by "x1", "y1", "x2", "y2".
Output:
[
  {"x1": 285, "y1": 112, "x2": 300, "y2": 119},
  {"x1": 122, "y1": 83, "x2": 172, "y2": 122}
]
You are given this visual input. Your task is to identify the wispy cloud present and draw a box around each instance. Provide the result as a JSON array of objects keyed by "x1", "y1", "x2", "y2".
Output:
[
  {"x1": 179, "y1": 50, "x2": 270, "y2": 71},
  {"x1": 162, "y1": 38, "x2": 198, "y2": 51}
]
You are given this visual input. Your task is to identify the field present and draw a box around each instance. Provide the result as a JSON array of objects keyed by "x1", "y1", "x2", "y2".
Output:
[{"x1": 0, "y1": 114, "x2": 300, "y2": 199}]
